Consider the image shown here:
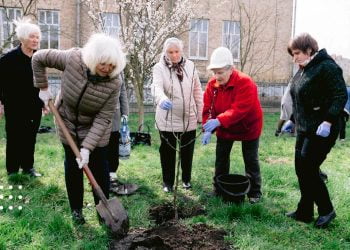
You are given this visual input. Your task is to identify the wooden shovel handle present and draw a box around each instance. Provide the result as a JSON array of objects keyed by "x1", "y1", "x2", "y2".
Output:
[{"x1": 48, "y1": 100, "x2": 101, "y2": 191}]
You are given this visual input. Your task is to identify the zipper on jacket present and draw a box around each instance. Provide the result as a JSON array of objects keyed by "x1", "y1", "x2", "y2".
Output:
[{"x1": 74, "y1": 82, "x2": 89, "y2": 146}]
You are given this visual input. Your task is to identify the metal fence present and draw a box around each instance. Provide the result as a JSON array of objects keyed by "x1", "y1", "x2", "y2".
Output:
[{"x1": 48, "y1": 76, "x2": 288, "y2": 113}]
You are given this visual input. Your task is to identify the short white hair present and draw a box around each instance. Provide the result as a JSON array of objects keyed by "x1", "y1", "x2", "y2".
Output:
[
  {"x1": 14, "y1": 18, "x2": 41, "y2": 41},
  {"x1": 82, "y1": 33, "x2": 126, "y2": 78},
  {"x1": 162, "y1": 37, "x2": 184, "y2": 54}
]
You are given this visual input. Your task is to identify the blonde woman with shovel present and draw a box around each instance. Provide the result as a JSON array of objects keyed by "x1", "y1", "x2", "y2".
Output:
[{"x1": 32, "y1": 33, "x2": 126, "y2": 226}]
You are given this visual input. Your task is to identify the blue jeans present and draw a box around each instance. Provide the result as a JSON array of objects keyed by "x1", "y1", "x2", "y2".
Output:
[{"x1": 62, "y1": 144, "x2": 110, "y2": 210}]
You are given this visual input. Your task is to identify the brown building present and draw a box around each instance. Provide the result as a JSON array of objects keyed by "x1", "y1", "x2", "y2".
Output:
[
  {"x1": 181, "y1": 0, "x2": 294, "y2": 82},
  {"x1": 1, "y1": 0, "x2": 296, "y2": 94},
  {"x1": 1, "y1": 0, "x2": 294, "y2": 80}
]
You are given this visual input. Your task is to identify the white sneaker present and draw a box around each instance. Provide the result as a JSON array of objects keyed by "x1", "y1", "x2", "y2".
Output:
[
  {"x1": 163, "y1": 185, "x2": 173, "y2": 192},
  {"x1": 182, "y1": 182, "x2": 192, "y2": 189}
]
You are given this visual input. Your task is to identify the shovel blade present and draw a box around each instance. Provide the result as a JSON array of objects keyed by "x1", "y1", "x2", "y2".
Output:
[{"x1": 96, "y1": 198, "x2": 129, "y2": 238}]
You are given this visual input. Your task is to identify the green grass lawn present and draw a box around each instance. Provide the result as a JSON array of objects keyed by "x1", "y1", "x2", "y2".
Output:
[{"x1": 0, "y1": 112, "x2": 350, "y2": 249}]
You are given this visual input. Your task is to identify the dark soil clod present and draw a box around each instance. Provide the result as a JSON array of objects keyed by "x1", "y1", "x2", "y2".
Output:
[{"x1": 110, "y1": 221, "x2": 231, "y2": 250}]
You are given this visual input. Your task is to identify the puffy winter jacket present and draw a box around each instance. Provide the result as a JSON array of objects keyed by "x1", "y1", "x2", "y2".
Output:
[
  {"x1": 32, "y1": 48, "x2": 121, "y2": 151},
  {"x1": 151, "y1": 56, "x2": 203, "y2": 132}
]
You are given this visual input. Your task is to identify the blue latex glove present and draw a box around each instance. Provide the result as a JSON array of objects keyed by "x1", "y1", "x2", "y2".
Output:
[
  {"x1": 281, "y1": 120, "x2": 294, "y2": 133},
  {"x1": 159, "y1": 99, "x2": 173, "y2": 110},
  {"x1": 202, "y1": 132, "x2": 212, "y2": 145},
  {"x1": 316, "y1": 121, "x2": 331, "y2": 137},
  {"x1": 203, "y1": 119, "x2": 220, "y2": 132}
]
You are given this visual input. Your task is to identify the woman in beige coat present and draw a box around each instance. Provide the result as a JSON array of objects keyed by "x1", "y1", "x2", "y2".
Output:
[
  {"x1": 32, "y1": 33, "x2": 126, "y2": 224},
  {"x1": 152, "y1": 37, "x2": 203, "y2": 192}
]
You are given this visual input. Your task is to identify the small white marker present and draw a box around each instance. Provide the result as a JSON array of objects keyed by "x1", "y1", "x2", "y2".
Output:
[
  {"x1": 9, "y1": 195, "x2": 13, "y2": 200},
  {"x1": 18, "y1": 185, "x2": 23, "y2": 190},
  {"x1": 9, "y1": 206, "x2": 13, "y2": 210},
  {"x1": 18, "y1": 195, "x2": 23, "y2": 199},
  {"x1": 18, "y1": 206, "x2": 23, "y2": 210},
  {"x1": 0, "y1": 185, "x2": 3, "y2": 190},
  {"x1": 8, "y1": 185, "x2": 13, "y2": 190}
]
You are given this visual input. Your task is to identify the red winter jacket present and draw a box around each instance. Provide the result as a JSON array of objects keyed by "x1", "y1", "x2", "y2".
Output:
[{"x1": 203, "y1": 70, "x2": 263, "y2": 141}]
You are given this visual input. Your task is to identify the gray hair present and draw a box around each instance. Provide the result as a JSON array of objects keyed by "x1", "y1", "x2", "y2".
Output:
[
  {"x1": 162, "y1": 37, "x2": 184, "y2": 54},
  {"x1": 14, "y1": 18, "x2": 41, "y2": 41},
  {"x1": 82, "y1": 33, "x2": 126, "y2": 78}
]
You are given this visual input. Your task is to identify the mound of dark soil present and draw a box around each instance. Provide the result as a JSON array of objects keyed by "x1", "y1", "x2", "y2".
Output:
[
  {"x1": 149, "y1": 202, "x2": 206, "y2": 225},
  {"x1": 109, "y1": 221, "x2": 231, "y2": 250}
]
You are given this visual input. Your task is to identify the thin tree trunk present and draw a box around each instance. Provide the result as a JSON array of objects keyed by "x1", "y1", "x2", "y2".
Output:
[{"x1": 133, "y1": 78, "x2": 145, "y2": 128}]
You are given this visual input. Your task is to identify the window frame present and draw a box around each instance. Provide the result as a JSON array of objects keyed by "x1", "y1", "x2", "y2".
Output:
[
  {"x1": 100, "y1": 12, "x2": 121, "y2": 38},
  {"x1": 0, "y1": 7, "x2": 23, "y2": 50},
  {"x1": 188, "y1": 19, "x2": 209, "y2": 60},
  {"x1": 38, "y1": 9, "x2": 60, "y2": 49},
  {"x1": 222, "y1": 20, "x2": 241, "y2": 62}
]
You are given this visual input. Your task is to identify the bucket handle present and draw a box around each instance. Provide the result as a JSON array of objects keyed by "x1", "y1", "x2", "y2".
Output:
[{"x1": 215, "y1": 177, "x2": 251, "y2": 197}]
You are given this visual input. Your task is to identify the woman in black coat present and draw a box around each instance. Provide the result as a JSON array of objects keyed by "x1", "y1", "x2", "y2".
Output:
[
  {"x1": 0, "y1": 19, "x2": 43, "y2": 177},
  {"x1": 285, "y1": 33, "x2": 347, "y2": 228}
]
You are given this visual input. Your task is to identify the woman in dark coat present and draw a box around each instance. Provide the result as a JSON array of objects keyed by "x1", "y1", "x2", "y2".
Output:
[
  {"x1": 285, "y1": 33, "x2": 347, "y2": 228},
  {"x1": 0, "y1": 19, "x2": 43, "y2": 177}
]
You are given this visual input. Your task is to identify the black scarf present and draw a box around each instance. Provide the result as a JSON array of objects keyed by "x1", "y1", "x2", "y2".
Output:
[
  {"x1": 87, "y1": 69, "x2": 111, "y2": 84},
  {"x1": 164, "y1": 56, "x2": 185, "y2": 82}
]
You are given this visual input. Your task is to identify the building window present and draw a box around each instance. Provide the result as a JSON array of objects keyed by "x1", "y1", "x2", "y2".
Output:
[
  {"x1": 189, "y1": 19, "x2": 208, "y2": 60},
  {"x1": 38, "y1": 10, "x2": 59, "y2": 49},
  {"x1": 101, "y1": 13, "x2": 121, "y2": 37},
  {"x1": 222, "y1": 21, "x2": 240, "y2": 61},
  {"x1": 0, "y1": 8, "x2": 22, "y2": 50}
]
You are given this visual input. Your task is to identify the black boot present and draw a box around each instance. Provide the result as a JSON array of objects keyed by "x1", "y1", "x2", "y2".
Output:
[{"x1": 72, "y1": 209, "x2": 85, "y2": 225}]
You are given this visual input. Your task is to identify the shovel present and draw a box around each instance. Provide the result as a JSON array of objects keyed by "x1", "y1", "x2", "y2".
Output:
[{"x1": 48, "y1": 100, "x2": 129, "y2": 238}]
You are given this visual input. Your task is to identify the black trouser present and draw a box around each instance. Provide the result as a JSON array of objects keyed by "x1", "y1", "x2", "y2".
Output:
[
  {"x1": 294, "y1": 132, "x2": 337, "y2": 217},
  {"x1": 159, "y1": 130, "x2": 196, "y2": 187},
  {"x1": 215, "y1": 137, "x2": 262, "y2": 198},
  {"x1": 339, "y1": 113, "x2": 348, "y2": 139},
  {"x1": 107, "y1": 131, "x2": 120, "y2": 173},
  {"x1": 4, "y1": 106, "x2": 42, "y2": 174},
  {"x1": 63, "y1": 144, "x2": 110, "y2": 211}
]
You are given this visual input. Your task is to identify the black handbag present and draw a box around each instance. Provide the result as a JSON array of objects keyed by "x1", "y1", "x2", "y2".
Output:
[{"x1": 130, "y1": 124, "x2": 151, "y2": 147}]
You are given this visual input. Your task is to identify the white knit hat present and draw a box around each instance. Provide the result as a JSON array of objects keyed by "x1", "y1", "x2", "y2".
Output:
[{"x1": 207, "y1": 47, "x2": 234, "y2": 70}]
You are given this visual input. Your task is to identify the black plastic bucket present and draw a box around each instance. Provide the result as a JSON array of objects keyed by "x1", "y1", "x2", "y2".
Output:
[{"x1": 215, "y1": 174, "x2": 250, "y2": 203}]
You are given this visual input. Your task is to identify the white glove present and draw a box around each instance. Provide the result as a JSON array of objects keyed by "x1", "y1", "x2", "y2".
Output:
[
  {"x1": 39, "y1": 89, "x2": 52, "y2": 106},
  {"x1": 76, "y1": 148, "x2": 90, "y2": 169},
  {"x1": 121, "y1": 114, "x2": 128, "y2": 122}
]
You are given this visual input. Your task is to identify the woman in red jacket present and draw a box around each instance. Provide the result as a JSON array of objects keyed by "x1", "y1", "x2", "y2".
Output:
[{"x1": 202, "y1": 47, "x2": 263, "y2": 203}]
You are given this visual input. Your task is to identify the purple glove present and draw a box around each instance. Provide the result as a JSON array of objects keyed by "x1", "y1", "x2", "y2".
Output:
[
  {"x1": 159, "y1": 99, "x2": 173, "y2": 110},
  {"x1": 202, "y1": 132, "x2": 212, "y2": 145},
  {"x1": 281, "y1": 120, "x2": 294, "y2": 133},
  {"x1": 203, "y1": 119, "x2": 220, "y2": 132},
  {"x1": 316, "y1": 121, "x2": 331, "y2": 137}
]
